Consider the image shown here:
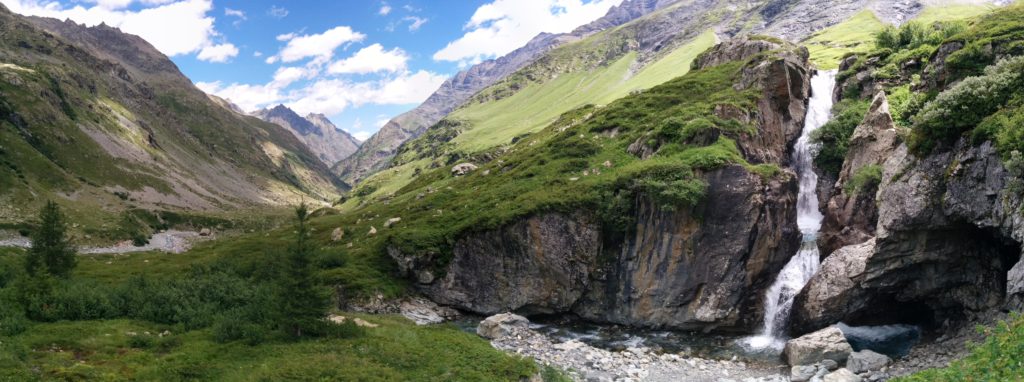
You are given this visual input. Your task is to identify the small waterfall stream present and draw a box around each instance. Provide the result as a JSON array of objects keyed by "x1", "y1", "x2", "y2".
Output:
[{"x1": 742, "y1": 70, "x2": 837, "y2": 351}]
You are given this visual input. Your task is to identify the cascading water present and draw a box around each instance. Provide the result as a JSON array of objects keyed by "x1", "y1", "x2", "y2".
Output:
[{"x1": 741, "y1": 70, "x2": 836, "y2": 351}]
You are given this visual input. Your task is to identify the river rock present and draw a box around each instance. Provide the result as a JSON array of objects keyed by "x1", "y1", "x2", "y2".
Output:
[
  {"x1": 199, "y1": 228, "x2": 211, "y2": 236},
  {"x1": 477, "y1": 313, "x2": 529, "y2": 340},
  {"x1": 847, "y1": 350, "x2": 891, "y2": 374},
  {"x1": 384, "y1": 217, "x2": 401, "y2": 228},
  {"x1": 791, "y1": 365, "x2": 817, "y2": 382},
  {"x1": 823, "y1": 368, "x2": 861, "y2": 382},
  {"x1": 783, "y1": 326, "x2": 853, "y2": 366}
]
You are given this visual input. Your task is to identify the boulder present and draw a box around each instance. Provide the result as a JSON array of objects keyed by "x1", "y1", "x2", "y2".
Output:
[
  {"x1": 331, "y1": 227, "x2": 344, "y2": 242},
  {"x1": 199, "y1": 228, "x2": 212, "y2": 236},
  {"x1": 823, "y1": 368, "x2": 862, "y2": 382},
  {"x1": 783, "y1": 326, "x2": 853, "y2": 366},
  {"x1": 384, "y1": 217, "x2": 401, "y2": 228},
  {"x1": 791, "y1": 239, "x2": 875, "y2": 333},
  {"x1": 451, "y1": 163, "x2": 478, "y2": 176},
  {"x1": 477, "y1": 313, "x2": 529, "y2": 340},
  {"x1": 847, "y1": 350, "x2": 891, "y2": 374},
  {"x1": 1008, "y1": 258, "x2": 1024, "y2": 311},
  {"x1": 368, "y1": 226, "x2": 377, "y2": 236}
]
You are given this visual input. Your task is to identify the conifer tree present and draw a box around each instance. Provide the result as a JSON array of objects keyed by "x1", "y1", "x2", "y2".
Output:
[
  {"x1": 25, "y1": 201, "x2": 76, "y2": 278},
  {"x1": 274, "y1": 203, "x2": 328, "y2": 338}
]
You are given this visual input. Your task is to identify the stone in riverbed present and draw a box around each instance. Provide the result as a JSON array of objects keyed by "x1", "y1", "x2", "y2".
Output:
[
  {"x1": 791, "y1": 365, "x2": 817, "y2": 382},
  {"x1": 823, "y1": 368, "x2": 862, "y2": 382},
  {"x1": 784, "y1": 326, "x2": 853, "y2": 366},
  {"x1": 477, "y1": 313, "x2": 529, "y2": 339},
  {"x1": 847, "y1": 350, "x2": 891, "y2": 374}
]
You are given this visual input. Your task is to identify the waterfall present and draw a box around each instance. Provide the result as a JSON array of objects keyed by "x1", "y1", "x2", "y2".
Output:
[{"x1": 741, "y1": 70, "x2": 836, "y2": 351}]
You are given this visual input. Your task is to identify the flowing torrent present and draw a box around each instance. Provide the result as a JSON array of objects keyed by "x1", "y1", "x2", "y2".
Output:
[{"x1": 741, "y1": 70, "x2": 836, "y2": 351}]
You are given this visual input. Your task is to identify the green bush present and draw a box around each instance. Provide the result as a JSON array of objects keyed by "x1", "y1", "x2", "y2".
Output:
[
  {"x1": 128, "y1": 334, "x2": 155, "y2": 349},
  {"x1": 812, "y1": 99, "x2": 871, "y2": 177},
  {"x1": 895, "y1": 314, "x2": 1024, "y2": 381},
  {"x1": 844, "y1": 165, "x2": 883, "y2": 195},
  {"x1": 909, "y1": 56, "x2": 1024, "y2": 155}
]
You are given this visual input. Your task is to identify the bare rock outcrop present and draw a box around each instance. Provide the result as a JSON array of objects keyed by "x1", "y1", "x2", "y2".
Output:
[{"x1": 818, "y1": 91, "x2": 900, "y2": 256}]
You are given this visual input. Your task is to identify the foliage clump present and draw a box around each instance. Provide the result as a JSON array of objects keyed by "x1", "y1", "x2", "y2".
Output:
[
  {"x1": 812, "y1": 99, "x2": 870, "y2": 177},
  {"x1": 908, "y1": 56, "x2": 1024, "y2": 155},
  {"x1": 843, "y1": 165, "x2": 883, "y2": 195},
  {"x1": 895, "y1": 314, "x2": 1024, "y2": 382}
]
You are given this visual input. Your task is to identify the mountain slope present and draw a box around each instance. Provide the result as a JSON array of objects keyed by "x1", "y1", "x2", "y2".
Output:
[
  {"x1": 0, "y1": 6, "x2": 343, "y2": 233},
  {"x1": 332, "y1": 0, "x2": 685, "y2": 186},
  {"x1": 254, "y1": 105, "x2": 360, "y2": 166}
]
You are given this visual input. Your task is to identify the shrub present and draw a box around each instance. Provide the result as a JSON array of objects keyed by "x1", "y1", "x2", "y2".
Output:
[
  {"x1": 844, "y1": 165, "x2": 883, "y2": 195},
  {"x1": 909, "y1": 56, "x2": 1024, "y2": 155},
  {"x1": 128, "y1": 334, "x2": 155, "y2": 349},
  {"x1": 212, "y1": 311, "x2": 270, "y2": 345},
  {"x1": 812, "y1": 99, "x2": 871, "y2": 177},
  {"x1": 895, "y1": 314, "x2": 1024, "y2": 381}
]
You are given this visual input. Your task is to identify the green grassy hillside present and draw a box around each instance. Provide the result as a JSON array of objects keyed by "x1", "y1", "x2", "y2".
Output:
[
  {"x1": 0, "y1": 7, "x2": 343, "y2": 241},
  {"x1": 803, "y1": 3, "x2": 1000, "y2": 70}
]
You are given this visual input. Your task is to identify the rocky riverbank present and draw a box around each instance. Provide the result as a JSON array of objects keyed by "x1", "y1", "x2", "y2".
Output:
[{"x1": 478, "y1": 313, "x2": 788, "y2": 382}]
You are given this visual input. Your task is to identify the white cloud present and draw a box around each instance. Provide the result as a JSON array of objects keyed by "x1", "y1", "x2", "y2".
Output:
[
  {"x1": 253, "y1": 51, "x2": 263, "y2": 57},
  {"x1": 271, "y1": 65, "x2": 318, "y2": 88},
  {"x1": 267, "y1": 5, "x2": 287, "y2": 18},
  {"x1": 404, "y1": 16, "x2": 427, "y2": 31},
  {"x1": 3, "y1": 0, "x2": 233, "y2": 59},
  {"x1": 434, "y1": 0, "x2": 622, "y2": 62},
  {"x1": 328, "y1": 44, "x2": 408, "y2": 75},
  {"x1": 199, "y1": 70, "x2": 446, "y2": 116},
  {"x1": 276, "y1": 32, "x2": 297, "y2": 41},
  {"x1": 378, "y1": 4, "x2": 391, "y2": 15},
  {"x1": 352, "y1": 131, "x2": 372, "y2": 141},
  {"x1": 196, "y1": 81, "x2": 283, "y2": 112},
  {"x1": 269, "y1": 26, "x2": 365, "y2": 64},
  {"x1": 224, "y1": 7, "x2": 244, "y2": 19},
  {"x1": 197, "y1": 42, "x2": 238, "y2": 62}
]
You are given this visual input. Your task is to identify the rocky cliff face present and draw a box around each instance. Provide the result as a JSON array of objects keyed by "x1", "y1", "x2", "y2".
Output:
[
  {"x1": 254, "y1": 105, "x2": 360, "y2": 166},
  {"x1": 794, "y1": 140, "x2": 1023, "y2": 333},
  {"x1": 389, "y1": 38, "x2": 810, "y2": 332},
  {"x1": 817, "y1": 91, "x2": 900, "y2": 256}
]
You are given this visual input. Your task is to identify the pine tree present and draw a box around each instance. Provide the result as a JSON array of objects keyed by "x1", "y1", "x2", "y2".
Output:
[
  {"x1": 25, "y1": 201, "x2": 76, "y2": 278},
  {"x1": 273, "y1": 203, "x2": 329, "y2": 338}
]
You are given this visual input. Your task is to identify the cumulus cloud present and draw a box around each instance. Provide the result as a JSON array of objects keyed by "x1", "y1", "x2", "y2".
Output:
[
  {"x1": 224, "y1": 7, "x2": 244, "y2": 19},
  {"x1": 328, "y1": 44, "x2": 408, "y2": 75},
  {"x1": 3, "y1": 0, "x2": 235, "y2": 62},
  {"x1": 268, "y1": 26, "x2": 365, "y2": 64},
  {"x1": 378, "y1": 3, "x2": 391, "y2": 15},
  {"x1": 197, "y1": 43, "x2": 238, "y2": 62},
  {"x1": 434, "y1": 0, "x2": 622, "y2": 62},
  {"x1": 200, "y1": 70, "x2": 446, "y2": 116}
]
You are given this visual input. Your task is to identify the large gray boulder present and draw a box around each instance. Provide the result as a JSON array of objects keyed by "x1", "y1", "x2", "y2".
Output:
[
  {"x1": 783, "y1": 326, "x2": 853, "y2": 366},
  {"x1": 847, "y1": 350, "x2": 891, "y2": 374},
  {"x1": 791, "y1": 239, "x2": 875, "y2": 333},
  {"x1": 477, "y1": 313, "x2": 529, "y2": 340}
]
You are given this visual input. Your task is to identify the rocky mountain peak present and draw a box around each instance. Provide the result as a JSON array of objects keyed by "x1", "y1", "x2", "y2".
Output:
[{"x1": 254, "y1": 105, "x2": 360, "y2": 167}]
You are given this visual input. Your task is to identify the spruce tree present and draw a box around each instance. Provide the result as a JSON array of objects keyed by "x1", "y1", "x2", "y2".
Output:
[
  {"x1": 274, "y1": 203, "x2": 328, "y2": 338},
  {"x1": 25, "y1": 201, "x2": 76, "y2": 278}
]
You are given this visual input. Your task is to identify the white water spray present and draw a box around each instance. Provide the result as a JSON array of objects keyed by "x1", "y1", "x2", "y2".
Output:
[{"x1": 741, "y1": 70, "x2": 836, "y2": 351}]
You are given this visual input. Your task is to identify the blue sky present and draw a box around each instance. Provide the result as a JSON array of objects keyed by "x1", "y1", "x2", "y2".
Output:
[{"x1": 2, "y1": 0, "x2": 623, "y2": 141}]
